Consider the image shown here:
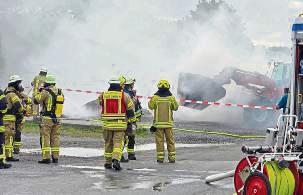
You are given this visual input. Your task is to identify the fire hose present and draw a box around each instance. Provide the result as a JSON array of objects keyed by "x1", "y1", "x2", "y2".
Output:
[
  {"x1": 27, "y1": 118, "x2": 266, "y2": 139},
  {"x1": 136, "y1": 124, "x2": 266, "y2": 139}
]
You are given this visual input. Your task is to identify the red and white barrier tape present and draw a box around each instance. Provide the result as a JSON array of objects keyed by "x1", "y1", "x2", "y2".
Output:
[
  {"x1": 64, "y1": 88, "x2": 101, "y2": 94},
  {"x1": 26, "y1": 87, "x2": 276, "y2": 111},
  {"x1": 62, "y1": 88, "x2": 276, "y2": 111},
  {"x1": 179, "y1": 99, "x2": 275, "y2": 110}
]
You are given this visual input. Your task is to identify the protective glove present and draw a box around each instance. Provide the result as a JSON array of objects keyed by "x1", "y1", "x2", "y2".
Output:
[
  {"x1": 39, "y1": 87, "x2": 44, "y2": 92},
  {"x1": 150, "y1": 126, "x2": 157, "y2": 133},
  {"x1": 132, "y1": 123, "x2": 137, "y2": 132},
  {"x1": 127, "y1": 123, "x2": 137, "y2": 134},
  {"x1": 126, "y1": 123, "x2": 133, "y2": 134}
]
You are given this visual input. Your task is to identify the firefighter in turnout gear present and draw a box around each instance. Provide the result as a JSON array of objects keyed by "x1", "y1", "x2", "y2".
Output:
[
  {"x1": 98, "y1": 77, "x2": 136, "y2": 171},
  {"x1": 121, "y1": 78, "x2": 143, "y2": 162},
  {"x1": 0, "y1": 89, "x2": 12, "y2": 169},
  {"x1": 13, "y1": 91, "x2": 32, "y2": 154},
  {"x1": 4, "y1": 75, "x2": 25, "y2": 162},
  {"x1": 148, "y1": 80, "x2": 179, "y2": 163},
  {"x1": 33, "y1": 75, "x2": 64, "y2": 164},
  {"x1": 31, "y1": 68, "x2": 47, "y2": 117}
]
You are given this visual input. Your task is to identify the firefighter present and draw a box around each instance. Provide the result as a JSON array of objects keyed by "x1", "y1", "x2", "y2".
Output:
[
  {"x1": 148, "y1": 80, "x2": 179, "y2": 163},
  {"x1": 33, "y1": 75, "x2": 64, "y2": 164},
  {"x1": 99, "y1": 77, "x2": 136, "y2": 170},
  {"x1": 276, "y1": 88, "x2": 289, "y2": 114},
  {"x1": 31, "y1": 68, "x2": 47, "y2": 118},
  {"x1": 121, "y1": 78, "x2": 143, "y2": 162},
  {"x1": 13, "y1": 91, "x2": 32, "y2": 154},
  {"x1": 4, "y1": 75, "x2": 25, "y2": 162},
  {"x1": 0, "y1": 89, "x2": 12, "y2": 169}
]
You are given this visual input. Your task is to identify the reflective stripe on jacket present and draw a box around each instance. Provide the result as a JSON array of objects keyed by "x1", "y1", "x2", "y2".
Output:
[
  {"x1": 0, "y1": 91, "x2": 7, "y2": 130},
  {"x1": 99, "y1": 91, "x2": 135, "y2": 130},
  {"x1": 4, "y1": 87, "x2": 23, "y2": 122},
  {"x1": 32, "y1": 75, "x2": 46, "y2": 93},
  {"x1": 148, "y1": 95, "x2": 179, "y2": 128}
]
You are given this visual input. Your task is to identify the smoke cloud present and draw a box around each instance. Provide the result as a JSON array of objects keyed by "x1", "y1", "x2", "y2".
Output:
[{"x1": 0, "y1": 0, "x2": 292, "y2": 121}]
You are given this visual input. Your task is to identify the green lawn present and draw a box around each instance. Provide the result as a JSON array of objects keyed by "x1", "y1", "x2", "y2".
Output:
[{"x1": 23, "y1": 121, "x2": 150, "y2": 138}]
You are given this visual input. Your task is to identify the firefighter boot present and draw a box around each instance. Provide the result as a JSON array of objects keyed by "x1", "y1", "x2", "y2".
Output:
[
  {"x1": 13, "y1": 148, "x2": 20, "y2": 155},
  {"x1": 157, "y1": 160, "x2": 164, "y2": 163},
  {"x1": 38, "y1": 159, "x2": 51, "y2": 164},
  {"x1": 104, "y1": 163, "x2": 112, "y2": 169},
  {"x1": 128, "y1": 154, "x2": 136, "y2": 160},
  {"x1": 6, "y1": 157, "x2": 19, "y2": 162},
  {"x1": 112, "y1": 159, "x2": 122, "y2": 171},
  {"x1": 0, "y1": 161, "x2": 12, "y2": 169},
  {"x1": 121, "y1": 155, "x2": 129, "y2": 163},
  {"x1": 52, "y1": 155, "x2": 58, "y2": 163}
]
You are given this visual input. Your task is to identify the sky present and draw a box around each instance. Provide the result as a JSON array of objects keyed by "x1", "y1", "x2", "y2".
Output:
[{"x1": 153, "y1": 0, "x2": 303, "y2": 47}]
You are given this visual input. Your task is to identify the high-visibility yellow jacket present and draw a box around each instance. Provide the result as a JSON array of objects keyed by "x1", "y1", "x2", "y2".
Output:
[
  {"x1": 17, "y1": 92, "x2": 32, "y2": 117},
  {"x1": 0, "y1": 89, "x2": 7, "y2": 133},
  {"x1": 98, "y1": 90, "x2": 135, "y2": 130},
  {"x1": 32, "y1": 75, "x2": 46, "y2": 94},
  {"x1": 3, "y1": 87, "x2": 24, "y2": 122},
  {"x1": 33, "y1": 86, "x2": 64, "y2": 121},
  {"x1": 148, "y1": 94, "x2": 179, "y2": 128}
]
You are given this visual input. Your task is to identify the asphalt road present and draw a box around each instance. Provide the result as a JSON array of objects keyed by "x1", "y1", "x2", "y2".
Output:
[{"x1": 0, "y1": 121, "x2": 265, "y2": 195}]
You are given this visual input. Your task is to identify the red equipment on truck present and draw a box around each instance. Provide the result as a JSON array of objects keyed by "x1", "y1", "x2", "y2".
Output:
[{"x1": 233, "y1": 15, "x2": 303, "y2": 194}]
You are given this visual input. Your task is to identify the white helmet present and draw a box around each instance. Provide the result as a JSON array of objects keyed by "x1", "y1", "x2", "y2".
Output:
[
  {"x1": 40, "y1": 67, "x2": 48, "y2": 73},
  {"x1": 8, "y1": 75, "x2": 22, "y2": 84},
  {"x1": 108, "y1": 78, "x2": 121, "y2": 85}
]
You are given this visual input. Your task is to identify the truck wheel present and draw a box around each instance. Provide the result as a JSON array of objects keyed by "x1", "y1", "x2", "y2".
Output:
[
  {"x1": 234, "y1": 156, "x2": 258, "y2": 195},
  {"x1": 243, "y1": 172, "x2": 271, "y2": 195},
  {"x1": 243, "y1": 109, "x2": 274, "y2": 127}
]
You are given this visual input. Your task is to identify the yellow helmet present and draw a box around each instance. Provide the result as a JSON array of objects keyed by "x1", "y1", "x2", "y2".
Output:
[
  {"x1": 157, "y1": 79, "x2": 170, "y2": 89},
  {"x1": 125, "y1": 78, "x2": 136, "y2": 85},
  {"x1": 118, "y1": 76, "x2": 126, "y2": 86},
  {"x1": 45, "y1": 75, "x2": 56, "y2": 84}
]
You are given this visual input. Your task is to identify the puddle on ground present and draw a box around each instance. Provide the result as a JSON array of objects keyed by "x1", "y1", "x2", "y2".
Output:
[
  {"x1": 21, "y1": 148, "x2": 104, "y2": 158},
  {"x1": 61, "y1": 165, "x2": 105, "y2": 170},
  {"x1": 128, "y1": 168, "x2": 157, "y2": 172},
  {"x1": 21, "y1": 143, "x2": 230, "y2": 158},
  {"x1": 77, "y1": 168, "x2": 202, "y2": 192},
  {"x1": 206, "y1": 179, "x2": 234, "y2": 189},
  {"x1": 174, "y1": 169, "x2": 221, "y2": 174},
  {"x1": 151, "y1": 178, "x2": 202, "y2": 192}
]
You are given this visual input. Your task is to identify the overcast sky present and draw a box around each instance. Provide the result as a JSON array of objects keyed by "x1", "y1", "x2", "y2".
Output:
[{"x1": 158, "y1": 0, "x2": 303, "y2": 47}]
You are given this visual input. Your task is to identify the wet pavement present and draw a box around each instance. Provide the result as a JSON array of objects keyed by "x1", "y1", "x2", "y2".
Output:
[
  {"x1": 0, "y1": 145, "x2": 239, "y2": 195},
  {"x1": 0, "y1": 122, "x2": 265, "y2": 195}
]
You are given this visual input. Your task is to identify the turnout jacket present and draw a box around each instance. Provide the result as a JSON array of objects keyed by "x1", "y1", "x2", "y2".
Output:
[
  {"x1": 33, "y1": 85, "x2": 64, "y2": 122},
  {"x1": 98, "y1": 90, "x2": 136, "y2": 131},
  {"x1": 148, "y1": 89, "x2": 179, "y2": 128},
  {"x1": 31, "y1": 75, "x2": 46, "y2": 94},
  {"x1": 0, "y1": 89, "x2": 7, "y2": 132},
  {"x1": 4, "y1": 87, "x2": 24, "y2": 122}
]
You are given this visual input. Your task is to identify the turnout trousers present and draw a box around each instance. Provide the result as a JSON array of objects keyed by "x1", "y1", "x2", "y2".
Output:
[
  {"x1": 103, "y1": 129, "x2": 125, "y2": 164},
  {"x1": 125, "y1": 132, "x2": 136, "y2": 156},
  {"x1": 0, "y1": 128, "x2": 5, "y2": 162},
  {"x1": 155, "y1": 128, "x2": 176, "y2": 161},
  {"x1": 40, "y1": 118, "x2": 61, "y2": 160},
  {"x1": 14, "y1": 119, "x2": 25, "y2": 150},
  {"x1": 4, "y1": 121, "x2": 15, "y2": 158}
]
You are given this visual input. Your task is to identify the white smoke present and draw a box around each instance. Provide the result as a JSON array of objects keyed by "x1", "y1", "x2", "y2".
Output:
[{"x1": 0, "y1": 0, "x2": 293, "y2": 120}]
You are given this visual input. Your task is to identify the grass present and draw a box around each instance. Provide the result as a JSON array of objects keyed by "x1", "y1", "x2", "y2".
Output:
[{"x1": 23, "y1": 121, "x2": 150, "y2": 138}]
